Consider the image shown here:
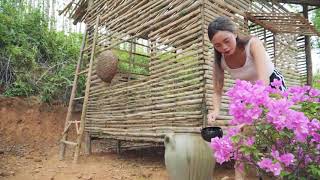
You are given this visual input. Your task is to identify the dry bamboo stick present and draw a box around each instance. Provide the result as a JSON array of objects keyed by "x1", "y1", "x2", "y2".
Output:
[
  {"x1": 88, "y1": 93, "x2": 203, "y2": 111},
  {"x1": 151, "y1": 21, "x2": 202, "y2": 47},
  {"x1": 85, "y1": 122, "x2": 202, "y2": 128},
  {"x1": 100, "y1": 1, "x2": 199, "y2": 47},
  {"x1": 150, "y1": 61, "x2": 202, "y2": 79},
  {"x1": 89, "y1": 88, "x2": 203, "y2": 107},
  {"x1": 89, "y1": 82, "x2": 202, "y2": 103},
  {"x1": 87, "y1": 117, "x2": 201, "y2": 124},
  {"x1": 150, "y1": 51, "x2": 201, "y2": 72},
  {"x1": 106, "y1": 0, "x2": 157, "y2": 31},
  {"x1": 99, "y1": 0, "x2": 172, "y2": 43},
  {"x1": 86, "y1": 110, "x2": 202, "y2": 118},
  {"x1": 89, "y1": 126, "x2": 202, "y2": 132},
  {"x1": 149, "y1": 9, "x2": 201, "y2": 39},
  {"x1": 86, "y1": 98, "x2": 202, "y2": 114},
  {"x1": 90, "y1": 75, "x2": 202, "y2": 98},
  {"x1": 151, "y1": 43, "x2": 201, "y2": 65}
]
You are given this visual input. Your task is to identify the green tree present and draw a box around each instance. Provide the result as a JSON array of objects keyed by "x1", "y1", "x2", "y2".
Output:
[
  {"x1": 312, "y1": 9, "x2": 320, "y2": 47},
  {"x1": 0, "y1": 0, "x2": 83, "y2": 103}
]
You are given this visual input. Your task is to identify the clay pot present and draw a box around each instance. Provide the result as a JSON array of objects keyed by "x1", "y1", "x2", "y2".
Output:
[{"x1": 164, "y1": 133, "x2": 215, "y2": 180}]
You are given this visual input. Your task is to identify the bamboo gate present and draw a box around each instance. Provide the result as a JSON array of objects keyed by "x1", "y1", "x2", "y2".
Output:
[{"x1": 59, "y1": 0, "x2": 319, "y2": 159}]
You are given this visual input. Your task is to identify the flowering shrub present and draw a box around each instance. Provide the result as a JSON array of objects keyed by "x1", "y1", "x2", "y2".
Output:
[{"x1": 211, "y1": 80, "x2": 320, "y2": 179}]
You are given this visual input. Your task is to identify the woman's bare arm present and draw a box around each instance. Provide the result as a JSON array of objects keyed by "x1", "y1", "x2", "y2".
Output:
[{"x1": 208, "y1": 62, "x2": 225, "y2": 124}]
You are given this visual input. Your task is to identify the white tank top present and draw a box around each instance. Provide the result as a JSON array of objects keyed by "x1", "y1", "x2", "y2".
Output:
[{"x1": 221, "y1": 37, "x2": 274, "y2": 83}]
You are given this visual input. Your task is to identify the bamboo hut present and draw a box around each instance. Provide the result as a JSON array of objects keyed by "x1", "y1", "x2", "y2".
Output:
[{"x1": 58, "y1": 0, "x2": 320, "y2": 161}]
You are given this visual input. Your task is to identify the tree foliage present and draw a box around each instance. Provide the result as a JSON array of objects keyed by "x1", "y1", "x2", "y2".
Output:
[
  {"x1": 0, "y1": 0, "x2": 83, "y2": 103},
  {"x1": 313, "y1": 9, "x2": 320, "y2": 47}
]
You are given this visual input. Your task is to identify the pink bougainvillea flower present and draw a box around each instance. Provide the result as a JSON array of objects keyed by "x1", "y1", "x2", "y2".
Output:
[
  {"x1": 210, "y1": 80, "x2": 320, "y2": 178},
  {"x1": 257, "y1": 158, "x2": 283, "y2": 176},
  {"x1": 258, "y1": 158, "x2": 273, "y2": 169},
  {"x1": 270, "y1": 149, "x2": 295, "y2": 167},
  {"x1": 227, "y1": 80, "x2": 270, "y2": 106},
  {"x1": 308, "y1": 119, "x2": 320, "y2": 143},
  {"x1": 265, "y1": 99, "x2": 293, "y2": 130},
  {"x1": 279, "y1": 153, "x2": 295, "y2": 167},
  {"x1": 229, "y1": 102, "x2": 262, "y2": 125},
  {"x1": 245, "y1": 137, "x2": 255, "y2": 146},
  {"x1": 304, "y1": 155, "x2": 312, "y2": 165},
  {"x1": 211, "y1": 136, "x2": 234, "y2": 164},
  {"x1": 271, "y1": 162, "x2": 282, "y2": 176},
  {"x1": 286, "y1": 111, "x2": 309, "y2": 142},
  {"x1": 287, "y1": 86, "x2": 311, "y2": 103},
  {"x1": 309, "y1": 88, "x2": 320, "y2": 97},
  {"x1": 270, "y1": 79, "x2": 283, "y2": 89},
  {"x1": 226, "y1": 126, "x2": 241, "y2": 137},
  {"x1": 271, "y1": 150, "x2": 280, "y2": 159}
]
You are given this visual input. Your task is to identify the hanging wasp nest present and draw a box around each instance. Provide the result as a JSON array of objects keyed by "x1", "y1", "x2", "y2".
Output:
[{"x1": 95, "y1": 50, "x2": 118, "y2": 83}]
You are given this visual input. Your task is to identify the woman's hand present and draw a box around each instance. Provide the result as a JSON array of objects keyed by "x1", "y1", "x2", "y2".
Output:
[{"x1": 207, "y1": 111, "x2": 219, "y2": 126}]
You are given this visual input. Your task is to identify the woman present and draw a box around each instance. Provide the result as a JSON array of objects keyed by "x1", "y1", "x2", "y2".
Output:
[
  {"x1": 207, "y1": 16, "x2": 286, "y2": 124},
  {"x1": 207, "y1": 16, "x2": 287, "y2": 180}
]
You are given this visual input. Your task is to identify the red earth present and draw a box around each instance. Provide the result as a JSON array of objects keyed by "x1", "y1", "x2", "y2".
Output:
[{"x1": 0, "y1": 97, "x2": 258, "y2": 180}]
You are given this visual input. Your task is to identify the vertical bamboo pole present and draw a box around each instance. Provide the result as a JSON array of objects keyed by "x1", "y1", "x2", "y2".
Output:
[
  {"x1": 116, "y1": 141, "x2": 121, "y2": 155},
  {"x1": 303, "y1": 5, "x2": 312, "y2": 85},
  {"x1": 73, "y1": 15, "x2": 100, "y2": 164},
  {"x1": 201, "y1": 0, "x2": 208, "y2": 127},
  {"x1": 273, "y1": 33, "x2": 277, "y2": 66},
  {"x1": 84, "y1": 132, "x2": 92, "y2": 155},
  {"x1": 263, "y1": 29, "x2": 267, "y2": 45}
]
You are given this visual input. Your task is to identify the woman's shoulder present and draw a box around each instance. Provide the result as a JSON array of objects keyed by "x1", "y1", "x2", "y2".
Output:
[
  {"x1": 247, "y1": 36, "x2": 265, "y2": 51},
  {"x1": 249, "y1": 36, "x2": 263, "y2": 44}
]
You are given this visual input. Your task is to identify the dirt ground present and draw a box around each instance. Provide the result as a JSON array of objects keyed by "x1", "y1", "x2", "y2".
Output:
[{"x1": 0, "y1": 97, "x2": 246, "y2": 180}]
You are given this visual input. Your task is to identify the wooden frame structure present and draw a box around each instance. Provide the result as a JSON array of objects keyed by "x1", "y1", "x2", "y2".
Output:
[
  {"x1": 246, "y1": 12, "x2": 319, "y2": 36},
  {"x1": 59, "y1": 0, "x2": 319, "y2": 161}
]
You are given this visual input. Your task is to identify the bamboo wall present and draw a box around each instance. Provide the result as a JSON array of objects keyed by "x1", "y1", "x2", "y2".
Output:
[
  {"x1": 84, "y1": 0, "x2": 206, "y2": 142},
  {"x1": 72, "y1": 0, "x2": 307, "y2": 142},
  {"x1": 249, "y1": 1, "x2": 306, "y2": 86}
]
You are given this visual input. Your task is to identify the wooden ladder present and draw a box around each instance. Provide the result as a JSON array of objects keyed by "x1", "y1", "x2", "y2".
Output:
[{"x1": 59, "y1": 15, "x2": 100, "y2": 163}]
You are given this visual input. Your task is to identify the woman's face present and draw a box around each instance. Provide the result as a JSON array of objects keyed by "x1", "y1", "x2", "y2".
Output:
[{"x1": 211, "y1": 31, "x2": 237, "y2": 56}]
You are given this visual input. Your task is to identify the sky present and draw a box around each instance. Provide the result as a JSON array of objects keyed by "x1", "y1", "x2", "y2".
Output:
[{"x1": 312, "y1": 48, "x2": 320, "y2": 74}]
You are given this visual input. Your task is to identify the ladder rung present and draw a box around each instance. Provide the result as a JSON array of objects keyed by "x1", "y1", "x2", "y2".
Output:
[
  {"x1": 77, "y1": 69, "x2": 88, "y2": 75},
  {"x1": 74, "y1": 96, "x2": 84, "y2": 100},
  {"x1": 68, "y1": 120, "x2": 80, "y2": 124},
  {"x1": 61, "y1": 140, "x2": 77, "y2": 146},
  {"x1": 82, "y1": 45, "x2": 92, "y2": 52}
]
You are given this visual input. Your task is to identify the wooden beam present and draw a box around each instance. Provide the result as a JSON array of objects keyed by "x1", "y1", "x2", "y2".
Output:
[
  {"x1": 245, "y1": 13, "x2": 277, "y2": 33},
  {"x1": 303, "y1": 5, "x2": 313, "y2": 85},
  {"x1": 265, "y1": 0, "x2": 320, "y2": 7}
]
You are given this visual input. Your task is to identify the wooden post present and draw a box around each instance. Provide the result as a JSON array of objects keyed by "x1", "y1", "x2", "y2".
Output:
[
  {"x1": 201, "y1": 0, "x2": 207, "y2": 127},
  {"x1": 116, "y1": 140, "x2": 121, "y2": 155},
  {"x1": 273, "y1": 33, "x2": 277, "y2": 66},
  {"x1": 84, "y1": 132, "x2": 92, "y2": 155},
  {"x1": 303, "y1": 5, "x2": 313, "y2": 85},
  {"x1": 263, "y1": 29, "x2": 267, "y2": 45}
]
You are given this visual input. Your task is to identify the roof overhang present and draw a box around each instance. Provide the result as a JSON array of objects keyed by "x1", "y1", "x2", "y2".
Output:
[
  {"x1": 246, "y1": 12, "x2": 320, "y2": 36},
  {"x1": 264, "y1": 0, "x2": 320, "y2": 7}
]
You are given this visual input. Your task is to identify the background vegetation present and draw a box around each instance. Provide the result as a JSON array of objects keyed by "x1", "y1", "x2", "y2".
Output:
[
  {"x1": 314, "y1": 9, "x2": 320, "y2": 47},
  {"x1": 0, "y1": 0, "x2": 83, "y2": 102}
]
